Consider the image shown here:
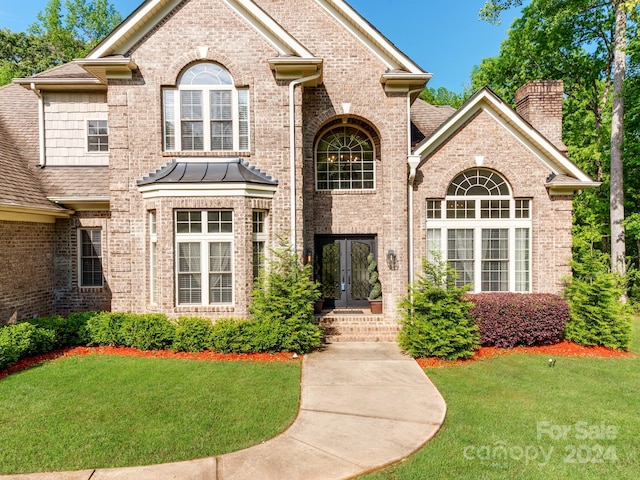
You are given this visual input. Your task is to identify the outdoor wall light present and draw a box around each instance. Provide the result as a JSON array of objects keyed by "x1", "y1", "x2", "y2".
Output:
[
  {"x1": 386, "y1": 249, "x2": 398, "y2": 270},
  {"x1": 304, "y1": 248, "x2": 313, "y2": 265}
]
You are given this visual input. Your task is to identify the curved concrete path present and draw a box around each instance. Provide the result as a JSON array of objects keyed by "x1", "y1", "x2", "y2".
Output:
[{"x1": 2, "y1": 343, "x2": 446, "y2": 480}]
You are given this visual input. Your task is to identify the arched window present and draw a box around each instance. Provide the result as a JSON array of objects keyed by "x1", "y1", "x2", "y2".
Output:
[
  {"x1": 163, "y1": 63, "x2": 249, "y2": 152},
  {"x1": 426, "y1": 168, "x2": 531, "y2": 292},
  {"x1": 315, "y1": 126, "x2": 375, "y2": 190}
]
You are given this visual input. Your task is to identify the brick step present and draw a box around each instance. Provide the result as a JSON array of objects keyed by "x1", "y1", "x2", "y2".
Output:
[{"x1": 317, "y1": 314, "x2": 400, "y2": 343}]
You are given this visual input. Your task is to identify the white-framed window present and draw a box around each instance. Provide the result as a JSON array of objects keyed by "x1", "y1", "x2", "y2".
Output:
[
  {"x1": 87, "y1": 120, "x2": 108, "y2": 152},
  {"x1": 175, "y1": 210, "x2": 233, "y2": 305},
  {"x1": 426, "y1": 168, "x2": 531, "y2": 292},
  {"x1": 149, "y1": 211, "x2": 158, "y2": 304},
  {"x1": 315, "y1": 125, "x2": 375, "y2": 191},
  {"x1": 79, "y1": 228, "x2": 103, "y2": 287},
  {"x1": 252, "y1": 210, "x2": 267, "y2": 280},
  {"x1": 163, "y1": 63, "x2": 249, "y2": 152}
]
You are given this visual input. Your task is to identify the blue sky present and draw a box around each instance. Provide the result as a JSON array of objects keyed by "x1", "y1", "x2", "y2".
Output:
[{"x1": 0, "y1": 0, "x2": 522, "y2": 92}]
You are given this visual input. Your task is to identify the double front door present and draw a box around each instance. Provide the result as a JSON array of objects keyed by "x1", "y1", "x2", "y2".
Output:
[{"x1": 316, "y1": 236, "x2": 375, "y2": 309}]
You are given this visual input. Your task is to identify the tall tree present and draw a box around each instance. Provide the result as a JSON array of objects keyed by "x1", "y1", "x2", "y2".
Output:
[{"x1": 479, "y1": 0, "x2": 638, "y2": 275}]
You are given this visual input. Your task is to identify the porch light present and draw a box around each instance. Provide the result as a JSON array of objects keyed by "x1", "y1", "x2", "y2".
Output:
[{"x1": 386, "y1": 249, "x2": 398, "y2": 270}]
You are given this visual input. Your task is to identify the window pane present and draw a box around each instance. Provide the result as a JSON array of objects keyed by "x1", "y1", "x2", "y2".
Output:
[
  {"x1": 315, "y1": 126, "x2": 374, "y2": 191},
  {"x1": 87, "y1": 120, "x2": 108, "y2": 152},
  {"x1": 253, "y1": 241, "x2": 264, "y2": 280},
  {"x1": 210, "y1": 90, "x2": 232, "y2": 120},
  {"x1": 481, "y1": 229, "x2": 508, "y2": 291},
  {"x1": 516, "y1": 228, "x2": 530, "y2": 292},
  {"x1": 80, "y1": 229, "x2": 103, "y2": 287},
  {"x1": 446, "y1": 200, "x2": 475, "y2": 219},
  {"x1": 207, "y1": 210, "x2": 233, "y2": 233},
  {"x1": 176, "y1": 211, "x2": 202, "y2": 233},
  {"x1": 447, "y1": 229, "x2": 474, "y2": 288},
  {"x1": 516, "y1": 199, "x2": 530, "y2": 219},
  {"x1": 481, "y1": 199, "x2": 510, "y2": 219},
  {"x1": 211, "y1": 121, "x2": 233, "y2": 150},
  {"x1": 426, "y1": 200, "x2": 441, "y2": 219},
  {"x1": 163, "y1": 90, "x2": 176, "y2": 150},
  {"x1": 209, "y1": 242, "x2": 232, "y2": 304},
  {"x1": 447, "y1": 169, "x2": 509, "y2": 196},
  {"x1": 238, "y1": 89, "x2": 249, "y2": 151},
  {"x1": 426, "y1": 228, "x2": 441, "y2": 264},
  {"x1": 177, "y1": 242, "x2": 201, "y2": 305}
]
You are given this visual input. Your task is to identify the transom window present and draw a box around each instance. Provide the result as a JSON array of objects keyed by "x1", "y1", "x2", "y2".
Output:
[
  {"x1": 315, "y1": 126, "x2": 375, "y2": 190},
  {"x1": 175, "y1": 210, "x2": 233, "y2": 305},
  {"x1": 163, "y1": 63, "x2": 249, "y2": 152},
  {"x1": 426, "y1": 168, "x2": 531, "y2": 293}
]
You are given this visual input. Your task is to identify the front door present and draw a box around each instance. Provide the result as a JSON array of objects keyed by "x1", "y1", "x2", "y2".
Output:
[{"x1": 316, "y1": 236, "x2": 375, "y2": 309}]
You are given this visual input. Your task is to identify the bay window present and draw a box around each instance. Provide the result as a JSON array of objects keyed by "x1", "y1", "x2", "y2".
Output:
[{"x1": 175, "y1": 210, "x2": 233, "y2": 305}]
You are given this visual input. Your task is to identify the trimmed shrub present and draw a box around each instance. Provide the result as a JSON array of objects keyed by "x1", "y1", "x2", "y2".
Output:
[
  {"x1": 249, "y1": 238, "x2": 322, "y2": 353},
  {"x1": 119, "y1": 313, "x2": 175, "y2": 351},
  {"x1": 86, "y1": 312, "x2": 127, "y2": 346},
  {"x1": 469, "y1": 293, "x2": 569, "y2": 348},
  {"x1": 210, "y1": 318, "x2": 254, "y2": 353},
  {"x1": 0, "y1": 323, "x2": 56, "y2": 369},
  {"x1": 398, "y1": 259, "x2": 479, "y2": 360},
  {"x1": 172, "y1": 317, "x2": 214, "y2": 353},
  {"x1": 27, "y1": 312, "x2": 93, "y2": 348}
]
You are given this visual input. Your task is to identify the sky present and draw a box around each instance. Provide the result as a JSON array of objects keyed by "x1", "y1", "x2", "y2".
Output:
[{"x1": 0, "y1": 0, "x2": 522, "y2": 92}]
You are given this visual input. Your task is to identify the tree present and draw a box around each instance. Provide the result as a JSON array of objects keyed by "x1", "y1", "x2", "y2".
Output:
[
  {"x1": 420, "y1": 86, "x2": 468, "y2": 108},
  {"x1": 0, "y1": 0, "x2": 122, "y2": 86},
  {"x1": 479, "y1": 0, "x2": 638, "y2": 275}
]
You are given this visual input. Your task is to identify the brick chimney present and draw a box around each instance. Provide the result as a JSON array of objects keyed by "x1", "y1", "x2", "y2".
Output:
[{"x1": 515, "y1": 80, "x2": 567, "y2": 154}]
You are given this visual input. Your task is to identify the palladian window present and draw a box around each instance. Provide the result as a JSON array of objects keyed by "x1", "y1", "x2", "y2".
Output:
[
  {"x1": 315, "y1": 126, "x2": 375, "y2": 190},
  {"x1": 163, "y1": 63, "x2": 249, "y2": 152},
  {"x1": 426, "y1": 168, "x2": 531, "y2": 292}
]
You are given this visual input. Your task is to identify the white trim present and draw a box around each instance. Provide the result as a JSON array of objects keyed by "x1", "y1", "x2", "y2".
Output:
[
  {"x1": 138, "y1": 183, "x2": 278, "y2": 199},
  {"x1": 174, "y1": 210, "x2": 235, "y2": 306},
  {"x1": 315, "y1": 0, "x2": 425, "y2": 74},
  {"x1": 413, "y1": 89, "x2": 596, "y2": 186}
]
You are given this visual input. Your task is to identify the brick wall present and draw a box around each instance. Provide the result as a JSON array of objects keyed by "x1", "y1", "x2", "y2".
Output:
[
  {"x1": 53, "y1": 213, "x2": 112, "y2": 316},
  {"x1": 0, "y1": 220, "x2": 55, "y2": 322},
  {"x1": 105, "y1": 0, "x2": 411, "y2": 318},
  {"x1": 414, "y1": 110, "x2": 573, "y2": 294},
  {"x1": 515, "y1": 80, "x2": 566, "y2": 153}
]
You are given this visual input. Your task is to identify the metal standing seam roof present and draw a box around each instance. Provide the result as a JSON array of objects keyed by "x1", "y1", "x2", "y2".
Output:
[{"x1": 137, "y1": 158, "x2": 278, "y2": 186}]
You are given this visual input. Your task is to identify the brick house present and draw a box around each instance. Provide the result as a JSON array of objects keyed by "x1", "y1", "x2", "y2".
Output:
[{"x1": 0, "y1": 0, "x2": 596, "y2": 331}]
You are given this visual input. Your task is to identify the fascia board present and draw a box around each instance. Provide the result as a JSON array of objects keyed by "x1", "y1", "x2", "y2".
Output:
[
  {"x1": 89, "y1": 0, "x2": 314, "y2": 60},
  {"x1": 414, "y1": 90, "x2": 595, "y2": 184},
  {"x1": 316, "y1": 0, "x2": 426, "y2": 74},
  {"x1": 0, "y1": 203, "x2": 72, "y2": 223},
  {"x1": 88, "y1": 0, "x2": 177, "y2": 58},
  {"x1": 223, "y1": 0, "x2": 315, "y2": 58},
  {"x1": 138, "y1": 183, "x2": 278, "y2": 199}
]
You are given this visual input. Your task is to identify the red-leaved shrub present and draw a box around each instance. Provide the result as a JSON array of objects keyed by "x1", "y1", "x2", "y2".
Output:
[{"x1": 467, "y1": 293, "x2": 569, "y2": 348}]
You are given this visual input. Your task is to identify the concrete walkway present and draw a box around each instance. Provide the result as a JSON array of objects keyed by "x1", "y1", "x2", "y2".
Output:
[{"x1": 2, "y1": 343, "x2": 446, "y2": 480}]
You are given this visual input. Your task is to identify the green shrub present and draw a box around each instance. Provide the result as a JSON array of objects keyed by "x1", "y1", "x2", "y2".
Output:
[
  {"x1": 0, "y1": 323, "x2": 56, "y2": 369},
  {"x1": 27, "y1": 312, "x2": 93, "y2": 348},
  {"x1": 563, "y1": 223, "x2": 631, "y2": 350},
  {"x1": 119, "y1": 313, "x2": 175, "y2": 351},
  {"x1": 171, "y1": 317, "x2": 214, "y2": 353},
  {"x1": 210, "y1": 318, "x2": 254, "y2": 353},
  {"x1": 86, "y1": 312, "x2": 127, "y2": 346},
  {"x1": 398, "y1": 258, "x2": 479, "y2": 359},
  {"x1": 249, "y1": 238, "x2": 322, "y2": 353}
]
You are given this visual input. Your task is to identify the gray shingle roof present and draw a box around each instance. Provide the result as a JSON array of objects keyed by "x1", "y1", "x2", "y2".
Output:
[
  {"x1": 38, "y1": 166, "x2": 110, "y2": 199},
  {"x1": 0, "y1": 84, "x2": 66, "y2": 213},
  {"x1": 138, "y1": 158, "x2": 278, "y2": 186},
  {"x1": 410, "y1": 98, "x2": 456, "y2": 146}
]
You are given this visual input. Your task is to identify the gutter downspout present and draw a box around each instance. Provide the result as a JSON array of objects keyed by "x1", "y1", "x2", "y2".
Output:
[
  {"x1": 289, "y1": 70, "x2": 322, "y2": 253},
  {"x1": 407, "y1": 87, "x2": 423, "y2": 284},
  {"x1": 30, "y1": 83, "x2": 46, "y2": 167}
]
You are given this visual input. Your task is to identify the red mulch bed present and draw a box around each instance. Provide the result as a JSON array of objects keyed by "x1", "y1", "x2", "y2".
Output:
[
  {"x1": 0, "y1": 346, "x2": 299, "y2": 381},
  {"x1": 416, "y1": 341, "x2": 634, "y2": 368}
]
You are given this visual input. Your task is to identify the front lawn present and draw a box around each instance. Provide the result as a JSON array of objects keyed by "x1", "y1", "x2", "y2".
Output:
[
  {"x1": 362, "y1": 317, "x2": 640, "y2": 479},
  {"x1": 0, "y1": 354, "x2": 300, "y2": 475}
]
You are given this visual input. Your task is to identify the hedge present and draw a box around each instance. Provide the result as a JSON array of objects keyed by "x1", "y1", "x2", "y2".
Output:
[{"x1": 468, "y1": 293, "x2": 569, "y2": 348}]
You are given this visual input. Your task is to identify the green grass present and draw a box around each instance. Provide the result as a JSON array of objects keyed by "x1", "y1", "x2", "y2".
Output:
[
  {"x1": 0, "y1": 355, "x2": 300, "y2": 475},
  {"x1": 363, "y1": 319, "x2": 640, "y2": 480}
]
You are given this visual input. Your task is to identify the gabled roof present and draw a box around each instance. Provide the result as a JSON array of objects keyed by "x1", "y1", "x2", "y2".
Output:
[
  {"x1": 412, "y1": 87, "x2": 599, "y2": 194},
  {"x1": 88, "y1": 0, "x2": 315, "y2": 60},
  {"x1": 410, "y1": 98, "x2": 455, "y2": 146}
]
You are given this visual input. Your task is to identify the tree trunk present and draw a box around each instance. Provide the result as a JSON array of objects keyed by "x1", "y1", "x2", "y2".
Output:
[{"x1": 610, "y1": 2, "x2": 626, "y2": 276}]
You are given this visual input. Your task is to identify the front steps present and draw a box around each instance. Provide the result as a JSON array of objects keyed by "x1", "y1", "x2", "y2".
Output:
[{"x1": 317, "y1": 310, "x2": 400, "y2": 342}]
